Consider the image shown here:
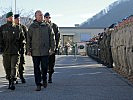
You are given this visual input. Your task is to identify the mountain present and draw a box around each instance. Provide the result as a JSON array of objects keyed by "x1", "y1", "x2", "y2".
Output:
[{"x1": 80, "y1": 0, "x2": 133, "y2": 28}]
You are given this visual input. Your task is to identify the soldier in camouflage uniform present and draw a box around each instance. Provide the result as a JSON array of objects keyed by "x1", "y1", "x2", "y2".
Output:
[
  {"x1": 0, "y1": 12, "x2": 25, "y2": 90},
  {"x1": 44, "y1": 12, "x2": 60, "y2": 83},
  {"x1": 14, "y1": 14, "x2": 27, "y2": 83},
  {"x1": 105, "y1": 29, "x2": 113, "y2": 68}
]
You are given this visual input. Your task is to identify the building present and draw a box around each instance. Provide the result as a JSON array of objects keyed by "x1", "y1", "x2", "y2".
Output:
[{"x1": 59, "y1": 27, "x2": 104, "y2": 47}]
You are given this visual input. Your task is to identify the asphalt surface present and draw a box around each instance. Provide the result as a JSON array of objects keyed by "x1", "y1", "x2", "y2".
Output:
[{"x1": 0, "y1": 55, "x2": 133, "y2": 100}]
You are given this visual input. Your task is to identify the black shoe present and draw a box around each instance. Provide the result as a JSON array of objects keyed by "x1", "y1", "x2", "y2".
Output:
[
  {"x1": 35, "y1": 85, "x2": 41, "y2": 91},
  {"x1": 10, "y1": 85, "x2": 15, "y2": 90},
  {"x1": 43, "y1": 81, "x2": 47, "y2": 88},
  {"x1": 10, "y1": 82, "x2": 15, "y2": 90},
  {"x1": 16, "y1": 80, "x2": 18, "y2": 84},
  {"x1": 48, "y1": 78, "x2": 52, "y2": 83},
  {"x1": 48, "y1": 74, "x2": 52, "y2": 83},
  {"x1": 8, "y1": 86, "x2": 11, "y2": 89},
  {"x1": 21, "y1": 78, "x2": 26, "y2": 83},
  {"x1": 107, "y1": 65, "x2": 113, "y2": 68}
]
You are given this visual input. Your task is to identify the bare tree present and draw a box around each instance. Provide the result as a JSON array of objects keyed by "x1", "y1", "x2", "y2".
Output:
[
  {"x1": 17, "y1": 9, "x2": 34, "y2": 27},
  {"x1": 0, "y1": 7, "x2": 12, "y2": 14},
  {"x1": 0, "y1": 7, "x2": 34, "y2": 27}
]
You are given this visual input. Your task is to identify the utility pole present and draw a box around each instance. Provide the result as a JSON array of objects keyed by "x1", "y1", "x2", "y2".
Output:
[
  {"x1": 10, "y1": 0, "x2": 13, "y2": 12},
  {"x1": 15, "y1": 0, "x2": 16, "y2": 14}
]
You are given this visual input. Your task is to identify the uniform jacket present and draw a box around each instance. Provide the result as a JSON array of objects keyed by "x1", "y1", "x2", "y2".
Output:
[
  {"x1": 27, "y1": 20, "x2": 55, "y2": 56},
  {"x1": 0, "y1": 21, "x2": 25, "y2": 55},
  {"x1": 49, "y1": 22, "x2": 60, "y2": 49}
]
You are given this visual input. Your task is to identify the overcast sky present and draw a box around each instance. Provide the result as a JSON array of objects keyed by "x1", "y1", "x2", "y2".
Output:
[{"x1": 0, "y1": 0, "x2": 118, "y2": 27}]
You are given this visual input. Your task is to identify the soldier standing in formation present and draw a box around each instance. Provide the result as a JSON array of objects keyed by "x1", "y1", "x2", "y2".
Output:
[
  {"x1": 44, "y1": 12, "x2": 60, "y2": 83},
  {"x1": 27, "y1": 10, "x2": 55, "y2": 91},
  {"x1": 0, "y1": 12, "x2": 25, "y2": 90},
  {"x1": 14, "y1": 14, "x2": 27, "y2": 83}
]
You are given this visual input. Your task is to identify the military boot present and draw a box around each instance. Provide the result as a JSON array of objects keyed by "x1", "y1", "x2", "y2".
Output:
[
  {"x1": 8, "y1": 79, "x2": 11, "y2": 89},
  {"x1": 48, "y1": 74, "x2": 52, "y2": 83},
  {"x1": 35, "y1": 85, "x2": 41, "y2": 91},
  {"x1": 43, "y1": 80, "x2": 47, "y2": 88},
  {"x1": 20, "y1": 74, "x2": 26, "y2": 83},
  {"x1": 16, "y1": 80, "x2": 18, "y2": 84},
  {"x1": 10, "y1": 79, "x2": 15, "y2": 90},
  {"x1": 21, "y1": 78, "x2": 26, "y2": 83}
]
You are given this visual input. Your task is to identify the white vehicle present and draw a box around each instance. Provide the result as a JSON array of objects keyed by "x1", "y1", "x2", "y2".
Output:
[{"x1": 77, "y1": 42, "x2": 87, "y2": 56}]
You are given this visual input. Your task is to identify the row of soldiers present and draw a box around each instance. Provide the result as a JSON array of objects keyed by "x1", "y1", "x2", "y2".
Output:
[
  {"x1": 87, "y1": 28, "x2": 113, "y2": 68},
  {"x1": 110, "y1": 15, "x2": 133, "y2": 31},
  {"x1": 87, "y1": 14, "x2": 133, "y2": 69},
  {"x1": 0, "y1": 11, "x2": 60, "y2": 91}
]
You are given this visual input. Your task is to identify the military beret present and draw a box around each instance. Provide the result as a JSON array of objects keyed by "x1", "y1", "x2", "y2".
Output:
[
  {"x1": 14, "y1": 14, "x2": 20, "y2": 19},
  {"x1": 6, "y1": 12, "x2": 13, "y2": 18},
  {"x1": 44, "y1": 12, "x2": 50, "y2": 17}
]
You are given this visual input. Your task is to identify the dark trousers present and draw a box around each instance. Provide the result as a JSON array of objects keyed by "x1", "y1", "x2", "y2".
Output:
[
  {"x1": 48, "y1": 53, "x2": 55, "y2": 75},
  {"x1": 32, "y1": 56, "x2": 48, "y2": 86}
]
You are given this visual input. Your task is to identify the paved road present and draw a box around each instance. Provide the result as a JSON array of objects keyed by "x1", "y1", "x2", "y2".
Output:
[{"x1": 0, "y1": 55, "x2": 133, "y2": 100}]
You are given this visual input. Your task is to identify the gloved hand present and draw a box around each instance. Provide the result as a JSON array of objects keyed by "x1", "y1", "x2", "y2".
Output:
[
  {"x1": 55, "y1": 48, "x2": 59, "y2": 54},
  {"x1": 49, "y1": 51, "x2": 54, "y2": 55},
  {"x1": 55, "y1": 48, "x2": 57, "y2": 54}
]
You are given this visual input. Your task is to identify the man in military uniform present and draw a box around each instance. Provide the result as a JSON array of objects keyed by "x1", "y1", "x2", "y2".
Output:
[
  {"x1": 14, "y1": 14, "x2": 27, "y2": 83},
  {"x1": 27, "y1": 10, "x2": 55, "y2": 91},
  {"x1": 44, "y1": 12, "x2": 60, "y2": 83},
  {"x1": 0, "y1": 12, "x2": 25, "y2": 90}
]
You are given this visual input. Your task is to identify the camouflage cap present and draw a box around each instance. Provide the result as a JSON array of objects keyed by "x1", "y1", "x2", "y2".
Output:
[{"x1": 6, "y1": 12, "x2": 13, "y2": 18}]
